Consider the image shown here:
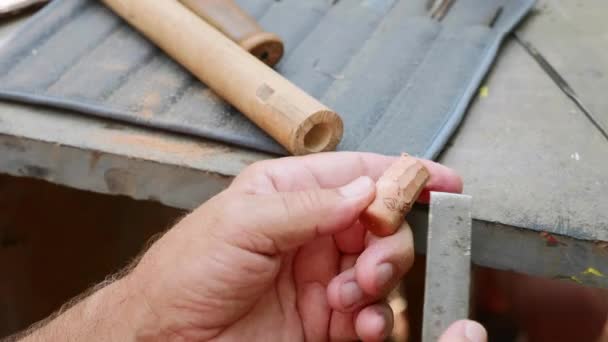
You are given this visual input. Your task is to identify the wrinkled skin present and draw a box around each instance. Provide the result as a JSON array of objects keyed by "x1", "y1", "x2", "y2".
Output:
[{"x1": 124, "y1": 152, "x2": 484, "y2": 341}]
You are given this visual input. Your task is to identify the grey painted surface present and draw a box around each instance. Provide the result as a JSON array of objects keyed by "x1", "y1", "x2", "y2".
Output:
[
  {"x1": 0, "y1": 131, "x2": 233, "y2": 210},
  {"x1": 422, "y1": 193, "x2": 472, "y2": 342},
  {"x1": 518, "y1": 0, "x2": 608, "y2": 133},
  {"x1": 440, "y1": 36, "x2": 608, "y2": 241}
]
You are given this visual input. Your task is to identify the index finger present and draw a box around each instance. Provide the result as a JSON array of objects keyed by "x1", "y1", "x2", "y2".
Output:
[{"x1": 231, "y1": 152, "x2": 462, "y2": 202}]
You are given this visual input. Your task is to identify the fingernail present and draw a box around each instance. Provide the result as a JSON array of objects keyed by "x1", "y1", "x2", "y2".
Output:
[
  {"x1": 341, "y1": 281, "x2": 364, "y2": 308},
  {"x1": 371, "y1": 307, "x2": 389, "y2": 337},
  {"x1": 338, "y1": 177, "x2": 373, "y2": 198},
  {"x1": 464, "y1": 321, "x2": 487, "y2": 342},
  {"x1": 376, "y1": 263, "x2": 394, "y2": 289}
]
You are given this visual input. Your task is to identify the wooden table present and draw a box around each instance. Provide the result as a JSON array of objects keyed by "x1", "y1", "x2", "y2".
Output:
[{"x1": 1, "y1": 0, "x2": 607, "y2": 286}]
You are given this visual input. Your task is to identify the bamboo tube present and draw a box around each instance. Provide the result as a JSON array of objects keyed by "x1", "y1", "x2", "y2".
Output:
[
  {"x1": 179, "y1": 0, "x2": 284, "y2": 66},
  {"x1": 102, "y1": 0, "x2": 343, "y2": 155}
]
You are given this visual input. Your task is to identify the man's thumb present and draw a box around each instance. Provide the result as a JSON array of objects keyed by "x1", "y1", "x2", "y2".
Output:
[
  {"x1": 245, "y1": 176, "x2": 375, "y2": 253},
  {"x1": 438, "y1": 320, "x2": 487, "y2": 342}
]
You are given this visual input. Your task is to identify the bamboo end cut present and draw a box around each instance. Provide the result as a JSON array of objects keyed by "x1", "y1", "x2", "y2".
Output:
[
  {"x1": 240, "y1": 32, "x2": 284, "y2": 67},
  {"x1": 291, "y1": 110, "x2": 343, "y2": 155}
]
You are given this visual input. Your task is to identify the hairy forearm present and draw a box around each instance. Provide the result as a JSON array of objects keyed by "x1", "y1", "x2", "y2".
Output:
[{"x1": 6, "y1": 276, "x2": 148, "y2": 342}]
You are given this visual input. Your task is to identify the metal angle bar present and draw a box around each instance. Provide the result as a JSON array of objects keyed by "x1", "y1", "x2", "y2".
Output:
[{"x1": 422, "y1": 192, "x2": 473, "y2": 342}]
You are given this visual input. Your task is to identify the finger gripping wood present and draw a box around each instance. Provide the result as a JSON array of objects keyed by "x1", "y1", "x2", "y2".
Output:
[
  {"x1": 360, "y1": 155, "x2": 430, "y2": 236},
  {"x1": 179, "y1": 0, "x2": 284, "y2": 66},
  {"x1": 102, "y1": 0, "x2": 343, "y2": 155}
]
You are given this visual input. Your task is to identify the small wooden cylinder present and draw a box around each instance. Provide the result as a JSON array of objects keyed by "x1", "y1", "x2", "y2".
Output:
[
  {"x1": 102, "y1": 0, "x2": 343, "y2": 155},
  {"x1": 360, "y1": 155, "x2": 430, "y2": 237},
  {"x1": 179, "y1": 0, "x2": 284, "y2": 66}
]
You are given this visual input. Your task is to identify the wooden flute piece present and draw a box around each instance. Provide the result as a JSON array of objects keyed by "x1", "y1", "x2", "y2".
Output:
[
  {"x1": 179, "y1": 0, "x2": 284, "y2": 66},
  {"x1": 360, "y1": 155, "x2": 430, "y2": 237},
  {"x1": 102, "y1": 0, "x2": 343, "y2": 155}
]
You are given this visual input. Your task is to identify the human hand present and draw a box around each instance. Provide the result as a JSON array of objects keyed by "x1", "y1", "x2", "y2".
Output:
[
  {"x1": 439, "y1": 320, "x2": 488, "y2": 342},
  {"x1": 125, "y1": 152, "x2": 464, "y2": 341}
]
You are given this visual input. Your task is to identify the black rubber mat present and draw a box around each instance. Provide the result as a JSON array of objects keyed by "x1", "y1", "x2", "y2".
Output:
[{"x1": 0, "y1": 0, "x2": 534, "y2": 157}]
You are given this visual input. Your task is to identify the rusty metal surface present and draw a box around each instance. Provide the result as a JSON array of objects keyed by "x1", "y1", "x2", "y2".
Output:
[
  {"x1": 408, "y1": 207, "x2": 608, "y2": 289},
  {"x1": 0, "y1": 130, "x2": 235, "y2": 210}
]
